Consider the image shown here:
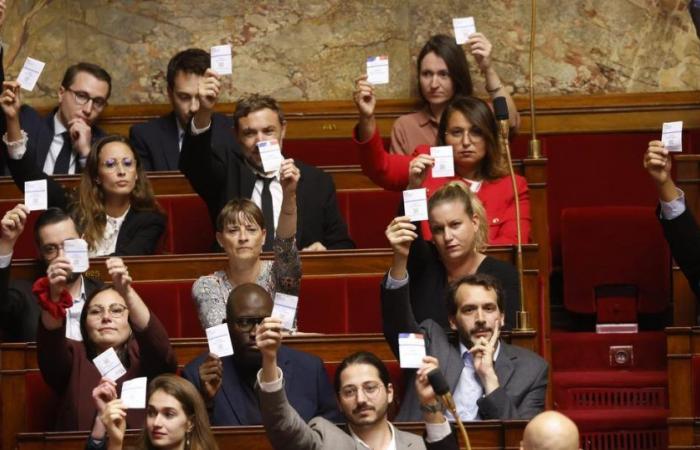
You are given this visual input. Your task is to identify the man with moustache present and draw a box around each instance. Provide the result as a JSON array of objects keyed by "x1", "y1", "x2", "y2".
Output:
[
  {"x1": 256, "y1": 322, "x2": 458, "y2": 449},
  {"x1": 382, "y1": 262, "x2": 548, "y2": 419},
  {"x1": 129, "y1": 48, "x2": 236, "y2": 171},
  {"x1": 0, "y1": 204, "x2": 103, "y2": 341},
  {"x1": 182, "y1": 283, "x2": 341, "y2": 425},
  {"x1": 2, "y1": 61, "x2": 110, "y2": 175}
]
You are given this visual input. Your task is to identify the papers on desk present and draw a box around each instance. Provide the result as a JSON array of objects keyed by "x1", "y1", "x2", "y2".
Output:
[
  {"x1": 17, "y1": 57, "x2": 46, "y2": 91},
  {"x1": 366, "y1": 56, "x2": 389, "y2": 85},
  {"x1": 662, "y1": 121, "x2": 683, "y2": 152},
  {"x1": 453, "y1": 17, "x2": 477, "y2": 44},
  {"x1": 93, "y1": 347, "x2": 127, "y2": 382},
  {"x1": 272, "y1": 293, "x2": 299, "y2": 331},
  {"x1": 24, "y1": 180, "x2": 47, "y2": 211},
  {"x1": 63, "y1": 238, "x2": 89, "y2": 273},
  {"x1": 120, "y1": 377, "x2": 147, "y2": 409},
  {"x1": 206, "y1": 323, "x2": 234, "y2": 357},
  {"x1": 403, "y1": 188, "x2": 429, "y2": 222},
  {"x1": 211, "y1": 45, "x2": 233, "y2": 75},
  {"x1": 398, "y1": 333, "x2": 426, "y2": 369},
  {"x1": 430, "y1": 146, "x2": 455, "y2": 178}
]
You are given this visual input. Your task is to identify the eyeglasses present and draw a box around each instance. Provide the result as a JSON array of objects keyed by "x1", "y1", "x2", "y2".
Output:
[
  {"x1": 66, "y1": 88, "x2": 108, "y2": 109},
  {"x1": 445, "y1": 127, "x2": 485, "y2": 142},
  {"x1": 87, "y1": 303, "x2": 128, "y2": 319},
  {"x1": 40, "y1": 242, "x2": 68, "y2": 258},
  {"x1": 101, "y1": 157, "x2": 135, "y2": 172},
  {"x1": 233, "y1": 316, "x2": 265, "y2": 332},
  {"x1": 339, "y1": 381, "x2": 383, "y2": 400}
]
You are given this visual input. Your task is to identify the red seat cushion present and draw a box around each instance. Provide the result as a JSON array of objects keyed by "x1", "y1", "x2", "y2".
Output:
[
  {"x1": 158, "y1": 195, "x2": 214, "y2": 254},
  {"x1": 339, "y1": 190, "x2": 401, "y2": 249},
  {"x1": 25, "y1": 371, "x2": 59, "y2": 431}
]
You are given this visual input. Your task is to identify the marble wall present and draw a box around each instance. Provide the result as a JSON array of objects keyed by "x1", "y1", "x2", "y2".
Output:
[{"x1": 2, "y1": 0, "x2": 698, "y2": 106}]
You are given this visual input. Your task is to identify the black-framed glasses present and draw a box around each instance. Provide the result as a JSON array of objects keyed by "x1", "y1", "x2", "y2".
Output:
[
  {"x1": 66, "y1": 88, "x2": 108, "y2": 109},
  {"x1": 87, "y1": 303, "x2": 128, "y2": 319},
  {"x1": 233, "y1": 316, "x2": 265, "y2": 332}
]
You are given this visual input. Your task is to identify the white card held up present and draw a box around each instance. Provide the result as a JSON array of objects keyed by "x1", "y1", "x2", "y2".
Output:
[
  {"x1": 430, "y1": 146, "x2": 455, "y2": 178},
  {"x1": 210, "y1": 44, "x2": 233, "y2": 75},
  {"x1": 366, "y1": 56, "x2": 389, "y2": 85},
  {"x1": 63, "y1": 238, "x2": 90, "y2": 273},
  {"x1": 453, "y1": 17, "x2": 477, "y2": 44},
  {"x1": 662, "y1": 121, "x2": 683, "y2": 152},
  {"x1": 258, "y1": 140, "x2": 283, "y2": 173},
  {"x1": 121, "y1": 377, "x2": 147, "y2": 409},
  {"x1": 398, "y1": 333, "x2": 427, "y2": 369},
  {"x1": 272, "y1": 293, "x2": 299, "y2": 331},
  {"x1": 24, "y1": 179, "x2": 47, "y2": 211},
  {"x1": 403, "y1": 188, "x2": 429, "y2": 222},
  {"x1": 93, "y1": 347, "x2": 127, "y2": 382},
  {"x1": 206, "y1": 323, "x2": 234, "y2": 357},
  {"x1": 17, "y1": 57, "x2": 46, "y2": 91}
]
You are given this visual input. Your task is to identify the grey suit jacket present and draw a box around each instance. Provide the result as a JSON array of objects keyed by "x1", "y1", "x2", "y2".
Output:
[
  {"x1": 381, "y1": 280, "x2": 548, "y2": 422},
  {"x1": 260, "y1": 384, "x2": 457, "y2": 450}
]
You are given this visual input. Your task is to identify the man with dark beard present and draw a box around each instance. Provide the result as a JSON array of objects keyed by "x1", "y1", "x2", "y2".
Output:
[
  {"x1": 182, "y1": 283, "x2": 341, "y2": 425},
  {"x1": 0, "y1": 204, "x2": 103, "y2": 341}
]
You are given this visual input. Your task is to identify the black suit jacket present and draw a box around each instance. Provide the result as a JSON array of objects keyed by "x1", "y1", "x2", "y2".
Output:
[
  {"x1": 0, "y1": 264, "x2": 103, "y2": 342},
  {"x1": 659, "y1": 205, "x2": 700, "y2": 301},
  {"x1": 130, "y1": 112, "x2": 235, "y2": 171},
  {"x1": 6, "y1": 146, "x2": 165, "y2": 255},
  {"x1": 179, "y1": 115, "x2": 355, "y2": 250}
]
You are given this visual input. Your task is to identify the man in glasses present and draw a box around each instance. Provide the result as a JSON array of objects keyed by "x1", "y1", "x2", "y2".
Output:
[
  {"x1": 0, "y1": 204, "x2": 103, "y2": 341},
  {"x1": 182, "y1": 283, "x2": 341, "y2": 425},
  {"x1": 256, "y1": 327, "x2": 458, "y2": 449},
  {"x1": 1, "y1": 62, "x2": 111, "y2": 175}
]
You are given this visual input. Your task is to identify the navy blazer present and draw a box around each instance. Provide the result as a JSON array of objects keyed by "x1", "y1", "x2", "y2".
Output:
[
  {"x1": 129, "y1": 112, "x2": 235, "y2": 171},
  {"x1": 179, "y1": 115, "x2": 355, "y2": 250},
  {"x1": 182, "y1": 346, "x2": 342, "y2": 426}
]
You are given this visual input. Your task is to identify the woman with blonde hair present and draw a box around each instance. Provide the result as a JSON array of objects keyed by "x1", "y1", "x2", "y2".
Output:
[
  {"x1": 88, "y1": 374, "x2": 218, "y2": 450},
  {"x1": 384, "y1": 181, "x2": 519, "y2": 329}
]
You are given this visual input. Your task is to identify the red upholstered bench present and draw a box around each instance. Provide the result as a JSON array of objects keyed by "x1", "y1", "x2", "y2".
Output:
[
  {"x1": 337, "y1": 190, "x2": 402, "y2": 249},
  {"x1": 0, "y1": 200, "x2": 40, "y2": 259},
  {"x1": 157, "y1": 195, "x2": 215, "y2": 254},
  {"x1": 132, "y1": 280, "x2": 203, "y2": 338},
  {"x1": 24, "y1": 371, "x2": 59, "y2": 432}
]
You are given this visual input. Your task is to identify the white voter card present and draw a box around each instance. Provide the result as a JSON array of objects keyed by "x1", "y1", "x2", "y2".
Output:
[
  {"x1": 403, "y1": 188, "x2": 429, "y2": 222},
  {"x1": 24, "y1": 180, "x2": 47, "y2": 211},
  {"x1": 210, "y1": 45, "x2": 233, "y2": 75},
  {"x1": 366, "y1": 56, "x2": 389, "y2": 85},
  {"x1": 453, "y1": 17, "x2": 477, "y2": 44},
  {"x1": 272, "y1": 293, "x2": 299, "y2": 331},
  {"x1": 662, "y1": 121, "x2": 683, "y2": 152},
  {"x1": 206, "y1": 323, "x2": 234, "y2": 357},
  {"x1": 258, "y1": 140, "x2": 283, "y2": 173},
  {"x1": 17, "y1": 57, "x2": 46, "y2": 91},
  {"x1": 120, "y1": 377, "x2": 147, "y2": 409},
  {"x1": 93, "y1": 347, "x2": 127, "y2": 382},
  {"x1": 430, "y1": 146, "x2": 454, "y2": 178},
  {"x1": 398, "y1": 333, "x2": 426, "y2": 369},
  {"x1": 63, "y1": 239, "x2": 90, "y2": 273}
]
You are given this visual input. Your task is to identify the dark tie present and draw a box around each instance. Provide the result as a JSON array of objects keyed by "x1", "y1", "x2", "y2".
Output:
[
  {"x1": 53, "y1": 131, "x2": 72, "y2": 174},
  {"x1": 259, "y1": 176, "x2": 275, "y2": 251}
]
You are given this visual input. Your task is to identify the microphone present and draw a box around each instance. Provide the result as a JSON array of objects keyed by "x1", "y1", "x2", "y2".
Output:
[
  {"x1": 427, "y1": 369, "x2": 472, "y2": 450},
  {"x1": 493, "y1": 96, "x2": 510, "y2": 143}
]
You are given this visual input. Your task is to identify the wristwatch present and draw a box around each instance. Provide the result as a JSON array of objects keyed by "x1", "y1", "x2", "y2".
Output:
[{"x1": 419, "y1": 401, "x2": 444, "y2": 414}]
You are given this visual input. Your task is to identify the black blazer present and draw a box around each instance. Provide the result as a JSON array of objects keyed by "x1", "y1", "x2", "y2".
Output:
[
  {"x1": 179, "y1": 115, "x2": 355, "y2": 250},
  {"x1": 6, "y1": 143, "x2": 165, "y2": 256},
  {"x1": 0, "y1": 264, "x2": 103, "y2": 342},
  {"x1": 130, "y1": 112, "x2": 235, "y2": 171},
  {"x1": 660, "y1": 205, "x2": 700, "y2": 300}
]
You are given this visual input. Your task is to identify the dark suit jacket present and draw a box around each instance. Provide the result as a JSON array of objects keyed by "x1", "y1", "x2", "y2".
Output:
[
  {"x1": 179, "y1": 115, "x2": 355, "y2": 250},
  {"x1": 130, "y1": 112, "x2": 235, "y2": 171},
  {"x1": 382, "y1": 281, "x2": 548, "y2": 421},
  {"x1": 0, "y1": 265, "x2": 103, "y2": 342},
  {"x1": 659, "y1": 204, "x2": 700, "y2": 301},
  {"x1": 182, "y1": 345, "x2": 342, "y2": 426},
  {"x1": 260, "y1": 386, "x2": 458, "y2": 450},
  {"x1": 5, "y1": 144, "x2": 165, "y2": 255}
]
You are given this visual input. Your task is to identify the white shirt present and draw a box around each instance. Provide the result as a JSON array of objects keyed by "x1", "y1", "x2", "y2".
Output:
[
  {"x1": 0, "y1": 252, "x2": 84, "y2": 340},
  {"x1": 176, "y1": 120, "x2": 185, "y2": 151},
  {"x1": 350, "y1": 422, "x2": 397, "y2": 450},
  {"x1": 191, "y1": 120, "x2": 283, "y2": 230},
  {"x1": 89, "y1": 208, "x2": 130, "y2": 257},
  {"x1": 660, "y1": 188, "x2": 686, "y2": 220},
  {"x1": 43, "y1": 114, "x2": 79, "y2": 175}
]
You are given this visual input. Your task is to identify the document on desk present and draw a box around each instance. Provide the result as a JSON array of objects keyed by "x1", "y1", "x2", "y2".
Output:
[
  {"x1": 17, "y1": 57, "x2": 46, "y2": 91},
  {"x1": 453, "y1": 17, "x2": 477, "y2": 44},
  {"x1": 662, "y1": 121, "x2": 683, "y2": 152},
  {"x1": 206, "y1": 323, "x2": 234, "y2": 357},
  {"x1": 366, "y1": 56, "x2": 389, "y2": 85},
  {"x1": 211, "y1": 45, "x2": 233, "y2": 75},
  {"x1": 399, "y1": 333, "x2": 427, "y2": 369},
  {"x1": 403, "y1": 188, "x2": 429, "y2": 222}
]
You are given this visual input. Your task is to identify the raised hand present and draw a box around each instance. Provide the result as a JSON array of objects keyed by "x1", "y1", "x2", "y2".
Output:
[
  {"x1": 415, "y1": 356, "x2": 440, "y2": 406},
  {"x1": 0, "y1": 81, "x2": 21, "y2": 120},
  {"x1": 198, "y1": 353, "x2": 223, "y2": 402},
  {"x1": 407, "y1": 154, "x2": 435, "y2": 189},
  {"x1": 92, "y1": 377, "x2": 118, "y2": 416},
  {"x1": 279, "y1": 158, "x2": 300, "y2": 197},
  {"x1": 100, "y1": 399, "x2": 127, "y2": 446},
  {"x1": 644, "y1": 140, "x2": 671, "y2": 186},
  {"x1": 198, "y1": 69, "x2": 222, "y2": 113},
  {"x1": 385, "y1": 216, "x2": 418, "y2": 259},
  {"x1": 0, "y1": 204, "x2": 30, "y2": 252},
  {"x1": 353, "y1": 75, "x2": 376, "y2": 119},
  {"x1": 255, "y1": 317, "x2": 283, "y2": 362},
  {"x1": 467, "y1": 32, "x2": 493, "y2": 72},
  {"x1": 46, "y1": 256, "x2": 74, "y2": 301},
  {"x1": 67, "y1": 118, "x2": 92, "y2": 158},
  {"x1": 106, "y1": 257, "x2": 132, "y2": 297}
]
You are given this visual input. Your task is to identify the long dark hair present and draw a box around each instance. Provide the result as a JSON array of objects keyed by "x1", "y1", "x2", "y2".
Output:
[
  {"x1": 416, "y1": 34, "x2": 473, "y2": 103},
  {"x1": 80, "y1": 285, "x2": 132, "y2": 365}
]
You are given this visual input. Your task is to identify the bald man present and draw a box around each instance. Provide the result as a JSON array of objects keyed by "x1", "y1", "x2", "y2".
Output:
[
  {"x1": 520, "y1": 411, "x2": 580, "y2": 450},
  {"x1": 183, "y1": 283, "x2": 341, "y2": 425}
]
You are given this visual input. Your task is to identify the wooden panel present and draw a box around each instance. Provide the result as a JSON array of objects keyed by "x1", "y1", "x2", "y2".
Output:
[{"x1": 666, "y1": 327, "x2": 700, "y2": 449}]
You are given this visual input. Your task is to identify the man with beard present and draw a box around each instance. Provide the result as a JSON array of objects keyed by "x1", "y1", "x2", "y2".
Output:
[
  {"x1": 182, "y1": 283, "x2": 341, "y2": 425},
  {"x1": 256, "y1": 323, "x2": 458, "y2": 449},
  {"x1": 0, "y1": 204, "x2": 103, "y2": 341},
  {"x1": 382, "y1": 269, "x2": 548, "y2": 421},
  {"x1": 129, "y1": 48, "x2": 236, "y2": 171}
]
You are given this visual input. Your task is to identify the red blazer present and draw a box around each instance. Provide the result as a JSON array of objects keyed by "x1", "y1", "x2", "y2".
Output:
[{"x1": 356, "y1": 129, "x2": 531, "y2": 244}]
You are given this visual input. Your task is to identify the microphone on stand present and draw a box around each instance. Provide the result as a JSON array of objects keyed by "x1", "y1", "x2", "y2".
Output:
[
  {"x1": 493, "y1": 97, "x2": 529, "y2": 331},
  {"x1": 427, "y1": 369, "x2": 472, "y2": 450}
]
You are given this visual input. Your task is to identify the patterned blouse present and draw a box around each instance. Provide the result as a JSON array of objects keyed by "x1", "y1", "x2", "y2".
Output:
[{"x1": 191, "y1": 236, "x2": 301, "y2": 329}]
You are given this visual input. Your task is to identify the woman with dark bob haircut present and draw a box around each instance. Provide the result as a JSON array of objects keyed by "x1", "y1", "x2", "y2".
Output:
[
  {"x1": 87, "y1": 374, "x2": 219, "y2": 450},
  {"x1": 38, "y1": 257, "x2": 177, "y2": 431},
  {"x1": 352, "y1": 94, "x2": 530, "y2": 245}
]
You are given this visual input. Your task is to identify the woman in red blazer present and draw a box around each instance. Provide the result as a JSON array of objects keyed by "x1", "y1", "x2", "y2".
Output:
[{"x1": 352, "y1": 88, "x2": 530, "y2": 245}]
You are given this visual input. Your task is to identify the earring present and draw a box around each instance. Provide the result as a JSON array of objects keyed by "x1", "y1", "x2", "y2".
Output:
[{"x1": 185, "y1": 430, "x2": 192, "y2": 449}]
